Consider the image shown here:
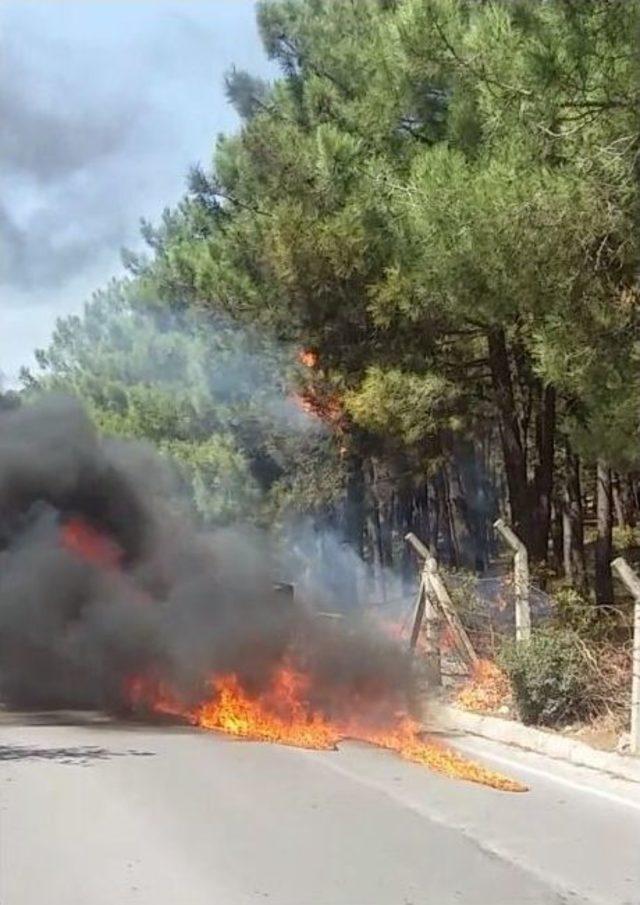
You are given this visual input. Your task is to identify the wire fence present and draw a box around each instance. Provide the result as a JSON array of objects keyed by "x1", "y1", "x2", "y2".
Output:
[{"x1": 444, "y1": 571, "x2": 633, "y2": 727}]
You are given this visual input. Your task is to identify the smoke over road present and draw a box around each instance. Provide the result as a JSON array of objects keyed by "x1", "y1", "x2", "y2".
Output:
[{"x1": 0, "y1": 396, "x2": 409, "y2": 715}]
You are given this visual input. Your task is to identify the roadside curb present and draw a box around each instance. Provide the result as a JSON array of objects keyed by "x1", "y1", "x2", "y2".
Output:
[{"x1": 433, "y1": 704, "x2": 640, "y2": 784}]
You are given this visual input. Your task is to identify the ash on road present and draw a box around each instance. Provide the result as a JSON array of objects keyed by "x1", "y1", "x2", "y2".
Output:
[{"x1": 0, "y1": 714, "x2": 638, "y2": 905}]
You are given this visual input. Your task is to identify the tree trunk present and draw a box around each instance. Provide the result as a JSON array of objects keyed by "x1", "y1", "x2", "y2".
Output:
[
  {"x1": 551, "y1": 498, "x2": 563, "y2": 574},
  {"x1": 428, "y1": 480, "x2": 440, "y2": 558},
  {"x1": 487, "y1": 327, "x2": 530, "y2": 548},
  {"x1": 343, "y1": 449, "x2": 365, "y2": 556},
  {"x1": 434, "y1": 468, "x2": 458, "y2": 566},
  {"x1": 416, "y1": 484, "x2": 431, "y2": 553},
  {"x1": 612, "y1": 473, "x2": 627, "y2": 528},
  {"x1": 448, "y1": 459, "x2": 471, "y2": 567},
  {"x1": 370, "y1": 457, "x2": 394, "y2": 568},
  {"x1": 362, "y1": 456, "x2": 394, "y2": 605},
  {"x1": 453, "y1": 438, "x2": 488, "y2": 573},
  {"x1": 595, "y1": 459, "x2": 614, "y2": 606},
  {"x1": 531, "y1": 383, "x2": 556, "y2": 562},
  {"x1": 366, "y1": 508, "x2": 386, "y2": 604},
  {"x1": 395, "y1": 479, "x2": 416, "y2": 589},
  {"x1": 446, "y1": 473, "x2": 461, "y2": 567},
  {"x1": 624, "y1": 475, "x2": 638, "y2": 528},
  {"x1": 562, "y1": 442, "x2": 587, "y2": 593}
]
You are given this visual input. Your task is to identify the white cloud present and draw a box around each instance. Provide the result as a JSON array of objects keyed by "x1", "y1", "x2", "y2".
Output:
[{"x1": 1, "y1": 0, "x2": 273, "y2": 379}]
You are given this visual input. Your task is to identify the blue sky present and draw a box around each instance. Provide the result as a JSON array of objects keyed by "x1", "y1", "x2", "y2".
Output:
[{"x1": 1, "y1": 0, "x2": 273, "y2": 383}]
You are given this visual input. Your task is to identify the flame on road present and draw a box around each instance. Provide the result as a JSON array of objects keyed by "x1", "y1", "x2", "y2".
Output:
[{"x1": 128, "y1": 664, "x2": 527, "y2": 793}]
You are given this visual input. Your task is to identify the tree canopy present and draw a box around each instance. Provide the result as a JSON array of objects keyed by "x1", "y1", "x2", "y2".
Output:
[{"x1": 26, "y1": 0, "x2": 640, "y2": 602}]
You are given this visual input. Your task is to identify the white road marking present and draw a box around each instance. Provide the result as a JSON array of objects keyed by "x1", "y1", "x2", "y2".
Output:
[{"x1": 456, "y1": 740, "x2": 640, "y2": 813}]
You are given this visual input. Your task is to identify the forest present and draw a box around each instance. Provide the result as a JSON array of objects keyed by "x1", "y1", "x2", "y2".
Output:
[{"x1": 22, "y1": 0, "x2": 640, "y2": 612}]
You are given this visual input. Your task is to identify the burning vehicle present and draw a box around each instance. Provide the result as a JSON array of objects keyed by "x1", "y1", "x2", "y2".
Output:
[{"x1": 0, "y1": 397, "x2": 524, "y2": 791}]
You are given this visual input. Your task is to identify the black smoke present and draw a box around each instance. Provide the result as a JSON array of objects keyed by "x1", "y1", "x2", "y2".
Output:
[{"x1": 0, "y1": 397, "x2": 410, "y2": 717}]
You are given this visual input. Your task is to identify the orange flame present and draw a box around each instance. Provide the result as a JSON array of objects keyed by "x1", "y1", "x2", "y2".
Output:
[
  {"x1": 294, "y1": 389, "x2": 345, "y2": 427},
  {"x1": 292, "y1": 393, "x2": 319, "y2": 418},
  {"x1": 195, "y1": 669, "x2": 337, "y2": 750},
  {"x1": 295, "y1": 348, "x2": 346, "y2": 428},
  {"x1": 457, "y1": 658, "x2": 512, "y2": 714},
  {"x1": 128, "y1": 663, "x2": 526, "y2": 793},
  {"x1": 61, "y1": 516, "x2": 123, "y2": 570},
  {"x1": 298, "y1": 349, "x2": 318, "y2": 368}
]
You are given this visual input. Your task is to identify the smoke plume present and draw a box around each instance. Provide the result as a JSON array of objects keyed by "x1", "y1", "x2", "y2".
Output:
[{"x1": 0, "y1": 396, "x2": 410, "y2": 715}]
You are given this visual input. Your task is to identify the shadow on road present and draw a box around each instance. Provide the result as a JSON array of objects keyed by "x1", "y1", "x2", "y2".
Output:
[
  {"x1": 0, "y1": 706, "x2": 193, "y2": 733},
  {"x1": 0, "y1": 744, "x2": 156, "y2": 764}
]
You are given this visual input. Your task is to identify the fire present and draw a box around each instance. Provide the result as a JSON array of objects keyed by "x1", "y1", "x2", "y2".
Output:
[
  {"x1": 457, "y1": 659, "x2": 512, "y2": 714},
  {"x1": 294, "y1": 347, "x2": 346, "y2": 428},
  {"x1": 357, "y1": 718, "x2": 524, "y2": 791},
  {"x1": 195, "y1": 669, "x2": 337, "y2": 750},
  {"x1": 293, "y1": 393, "x2": 319, "y2": 418},
  {"x1": 298, "y1": 348, "x2": 318, "y2": 368},
  {"x1": 294, "y1": 389, "x2": 345, "y2": 427},
  {"x1": 63, "y1": 507, "x2": 524, "y2": 793},
  {"x1": 61, "y1": 516, "x2": 123, "y2": 570},
  {"x1": 129, "y1": 663, "x2": 527, "y2": 793}
]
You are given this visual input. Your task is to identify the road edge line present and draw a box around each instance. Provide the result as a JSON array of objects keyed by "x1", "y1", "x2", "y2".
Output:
[{"x1": 430, "y1": 704, "x2": 640, "y2": 784}]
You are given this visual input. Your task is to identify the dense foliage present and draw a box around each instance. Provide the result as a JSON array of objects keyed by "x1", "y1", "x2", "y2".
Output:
[
  {"x1": 24, "y1": 283, "x2": 342, "y2": 527},
  {"x1": 25, "y1": 0, "x2": 640, "y2": 603},
  {"x1": 499, "y1": 630, "x2": 592, "y2": 725}
]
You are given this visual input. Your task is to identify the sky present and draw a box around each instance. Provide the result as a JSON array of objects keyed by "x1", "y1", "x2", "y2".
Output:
[{"x1": 1, "y1": 0, "x2": 273, "y2": 385}]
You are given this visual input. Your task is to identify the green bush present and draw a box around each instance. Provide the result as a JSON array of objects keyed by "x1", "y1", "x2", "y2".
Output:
[
  {"x1": 552, "y1": 586, "x2": 633, "y2": 644},
  {"x1": 613, "y1": 524, "x2": 640, "y2": 552},
  {"x1": 551, "y1": 587, "x2": 598, "y2": 637},
  {"x1": 498, "y1": 631, "x2": 591, "y2": 726}
]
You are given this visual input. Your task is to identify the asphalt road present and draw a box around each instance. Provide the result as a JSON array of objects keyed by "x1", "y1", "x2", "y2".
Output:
[{"x1": 1, "y1": 712, "x2": 639, "y2": 905}]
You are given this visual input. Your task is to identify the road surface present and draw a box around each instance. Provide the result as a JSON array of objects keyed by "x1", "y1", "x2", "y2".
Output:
[{"x1": 1, "y1": 711, "x2": 639, "y2": 905}]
